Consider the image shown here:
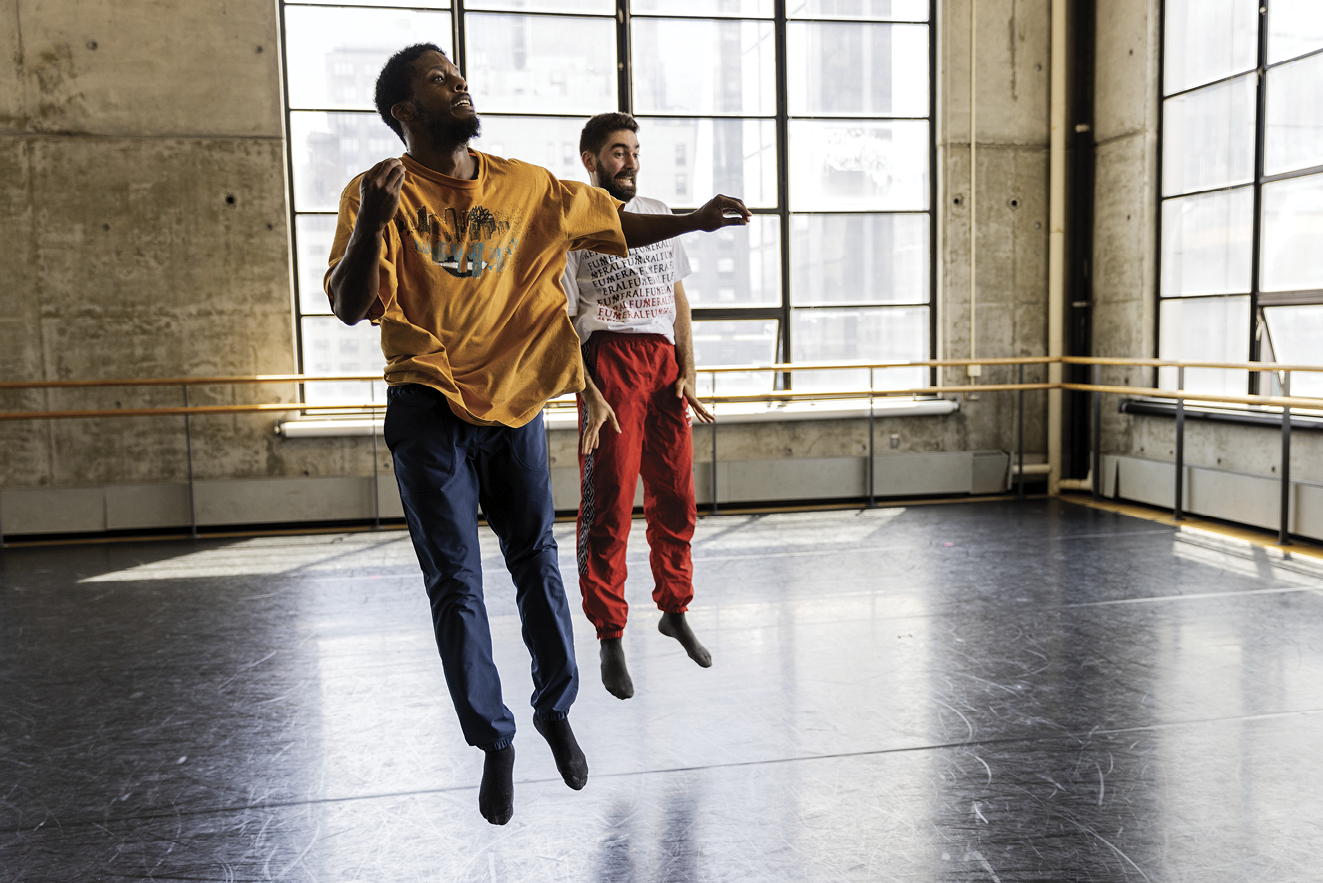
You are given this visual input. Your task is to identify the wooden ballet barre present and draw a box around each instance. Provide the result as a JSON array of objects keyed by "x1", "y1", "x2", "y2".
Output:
[
  {"x1": 5, "y1": 382, "x2": 1320, "y2": 422},
  {"x1": 0, "y1": 382, "x2": 1072, "y2": 422},
  {"x1": 3, "y1": 355, "x2": 1321, "y2": 393},
  {"x1": 1061, "y1": 355, "x2": 1323, "y2": 373},
  {"x1": 1060, "y1": 383, "x2": 1323, "y2": 411}
]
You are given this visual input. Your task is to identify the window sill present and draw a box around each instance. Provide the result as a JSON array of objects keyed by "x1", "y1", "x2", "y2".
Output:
[
  {"x1": 277, "y1": 396, "x2": 959, "y2": 438},
  {"x1": 1120, "y1": 397, "x2": 1323, "y2": 431}
]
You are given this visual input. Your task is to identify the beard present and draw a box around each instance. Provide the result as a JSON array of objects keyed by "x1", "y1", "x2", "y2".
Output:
[
  {"x1": 422, "y1": 112, "x2": 482, "y2": 149},
  {"x1": 600, "y1": 170, "x2": 637, "y2": 203}
]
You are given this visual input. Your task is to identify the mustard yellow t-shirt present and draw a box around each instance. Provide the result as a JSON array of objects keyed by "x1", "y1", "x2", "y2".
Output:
[{"x1": 325, "y1": 151, "x2": 627, "y2": 427}]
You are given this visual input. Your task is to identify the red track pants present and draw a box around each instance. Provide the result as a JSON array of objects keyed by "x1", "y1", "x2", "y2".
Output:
[{"x1": 577, "y1": 332, "x2": 696, "y2": 640}]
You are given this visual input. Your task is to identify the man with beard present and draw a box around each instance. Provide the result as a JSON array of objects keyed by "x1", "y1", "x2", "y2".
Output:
[
  {"x1": 563, "y1": 114, "x2": 715, "y2": 700},
  {"x1": 325, "y1": 44, "x2": 748, "y2": 826}
]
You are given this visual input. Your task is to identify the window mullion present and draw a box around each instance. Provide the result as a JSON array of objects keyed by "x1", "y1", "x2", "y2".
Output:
[
  {"x1": 774, "y1": 0, "x2": 791, "y2": 385},
  {"x1": 1248, "y1": 4, "x2": 1269, "y2": 392},
  {"x1": 279, "y1": 2, "x2": 309, "y2": 383},
  {"x1": 617, "y1": 0, "x2": 631, "y2": 113},
  {"x1": 928, "y1": 4, "x2": 937, "y2": 387},
  {"x1": 453, "y1": 0, "x2": 466, "y2": 79}
]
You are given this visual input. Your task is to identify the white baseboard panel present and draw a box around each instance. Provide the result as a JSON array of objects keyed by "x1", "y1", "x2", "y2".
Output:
[
  {"x1": 555, "y1": 451, "x2": 1009, "y2": 509},
  {"x1": 0, "y1": 451, "x2": 1010, "y2": 537},
  {"x1": 1106, "y1": 454, "x2": 1323, "y2": 541},
  {"x1": 0, "y1": 475, "x2": 404, "y2": 536}
]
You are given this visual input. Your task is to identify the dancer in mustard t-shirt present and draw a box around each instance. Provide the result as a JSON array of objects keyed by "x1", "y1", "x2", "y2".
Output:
[{"x1": 325, "y1": 43, "x2": 748, "y2": 826}]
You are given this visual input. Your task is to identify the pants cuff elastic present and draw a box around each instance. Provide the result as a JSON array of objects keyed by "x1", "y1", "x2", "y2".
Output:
[
  {"x1": 658, "y1": 604, "x2": 689, "y2": 614},
  {"x1": 597, "y1": 629, "x2": 624, "y2": 640},
  {"x1": 479, "y1": 736, "x2": 514, "y2": 752},
  {"x1": 533, "y1": 709, "x2": 569, "y2": 723}
]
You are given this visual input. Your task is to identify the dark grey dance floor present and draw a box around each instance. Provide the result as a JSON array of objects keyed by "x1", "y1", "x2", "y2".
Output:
[{"x1": 5, "y1": 498, "x2": 1323, "y2": 882}]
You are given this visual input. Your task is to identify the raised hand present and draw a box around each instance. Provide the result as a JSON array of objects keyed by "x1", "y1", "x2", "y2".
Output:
[
  {"x1": 357, "y1": 157, "x2": 406, "y2": 235},
  {"x1": 690, "y1": 194, "x2": 751, "y2": 231}
]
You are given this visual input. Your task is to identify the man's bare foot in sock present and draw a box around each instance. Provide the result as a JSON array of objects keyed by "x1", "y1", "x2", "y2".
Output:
[
  {"x1": 599, "y1": 638, "x2": 634, "y2": 699},
  {"x1": 533, "y1": 715, "x2": 588, "y2": 790},
  {"x1": 478, "y1": 745, "x2": 515, "y2": 825},
  {"x1": 658, "y1": 612, "x2": 712, "y2": 667}
]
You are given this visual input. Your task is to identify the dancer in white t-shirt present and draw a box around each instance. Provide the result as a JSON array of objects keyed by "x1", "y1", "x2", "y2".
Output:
[{"x1": 563, "y1": 113, "x2": 715, "y2": 699}]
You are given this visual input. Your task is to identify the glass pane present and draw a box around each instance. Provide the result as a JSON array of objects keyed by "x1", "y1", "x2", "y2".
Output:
[
  {"x1": 790, "y1": 306, "x2": 928, "y2": 390},
  {"x1": 787, "y1": 23, "x2": 928, "y2": 117},
  {"x1": 1157, "y1": 295, "x2": 1250, "y2": 395},
  {"x1": 1161, "y1": 75, "x2": 1256, "y2": 196},
  {"x1": 1265, "y1": 54, "x2": 1323, "y2": 177},
  {"x1": 632, "y1": 0, "x2": 773, "y2": 18},
  {"x1": 1160, "y1": 187, "x2": 1253, "y2": 297},
  {"x1": 1262, "y1": 305, "x2": 1323, "y2": 397},
  {"x1": 787, "y1": 0, "x2": 928, "y2": 21},
  {"x1": 465, "y1": 14, "x2": 615, "y2": 114},
  {"x1": 1163, "y1": 0, "x2": 1257, "y2": 95},
  {"x1": 1261, "y1": 172, "x2": 1323, "y2": 293},
  {"x1": 296, "y1": 215, "x2": 338, "y2": 316},
  {"x1": 632, "y1": 19, "x2": 776, "y2": 116},
  {"x1": 301, "y1": 317, "x2": 388, "y2": 406},
  {"x1": 680, "y1": 216, "x2": 781, "y2": 307},
  {"x1": 633, "y1": 118, "x2": 778, "y2": 208},
  {"x1": 789, "y1": 121, "x2": 928, "y2": 211},
  {"x1": 1268, "y1": 0, "x2": 1323, "y2": 64},
  {"x1": 472, "y1": 116, "x2": 591, "y2": 184},
  {"x1": 468, "y1": 0, "x2": 611, "y2": 12},
  {"x1": 692, "y1": 320, "x2": 779, "y2": 396},
  {"x1": 284, "y1": 7, "x2": 452, "y2": 110},
  {"x1": 290, "y1": 111, "x2": 403, "y2": 212},
  {"x1": 790, "y1": 213, "x2": 928, "y2": 305}
]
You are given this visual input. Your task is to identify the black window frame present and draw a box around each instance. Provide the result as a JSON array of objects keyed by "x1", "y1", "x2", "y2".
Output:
[
  {"x1": 1155, "y1": 1, "x2": 1323, "y2": 394},
  {"x1": 279, "y1": 0, "x2": 938, "y2": 398}
]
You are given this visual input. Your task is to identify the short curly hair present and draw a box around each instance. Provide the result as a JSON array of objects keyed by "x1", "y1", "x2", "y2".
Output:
[
  {"x1": 374, "y1": 43, "x2": 445, "y2": 144},
  {"x1": 579, "y1": 112, "x2": 639, "y2": 157}
]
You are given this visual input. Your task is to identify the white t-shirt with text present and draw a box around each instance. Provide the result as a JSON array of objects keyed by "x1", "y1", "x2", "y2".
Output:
[{"x1": 563, "y1": 195, "x2": 691, "y2": 345}]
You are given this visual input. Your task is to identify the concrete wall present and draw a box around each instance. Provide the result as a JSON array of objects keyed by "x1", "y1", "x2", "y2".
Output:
[
  {"x1": 0, "y1": 0, "x2": 307, "y2": 490},
  {"x1": 1092, "y1": 0, "x2": 1161, "y2": 453},
  {"x1": 939, "y1": 0, "x2": 1053, "y2": 459}
]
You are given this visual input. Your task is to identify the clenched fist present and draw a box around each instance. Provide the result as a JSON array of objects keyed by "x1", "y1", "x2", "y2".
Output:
[{"x1": 357, "y1": 157, "x2": 406, "y2": 235}]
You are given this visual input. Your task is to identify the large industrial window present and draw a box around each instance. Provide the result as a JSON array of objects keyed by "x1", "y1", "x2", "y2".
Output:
[
  {"x1": 1158, "y1": 0, "x2": 1323, "y2": 398},
  {"x1": 281, "y1": 0, "x2": 935, "y2": 405}
]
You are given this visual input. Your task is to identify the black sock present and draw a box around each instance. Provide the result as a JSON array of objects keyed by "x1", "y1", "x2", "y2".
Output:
[
  {"x1": 659, "y1": 612, "x2": 712, "y2": 667},
  {"x1": 533, "y1": 715, "x2": 589, "y2": 790},
  {"x1": 599, "y1": 637, "x2": 635, "y2": 699},
  {"x1": 478, "y1": 745, "x2": 515, "y2": 825}
]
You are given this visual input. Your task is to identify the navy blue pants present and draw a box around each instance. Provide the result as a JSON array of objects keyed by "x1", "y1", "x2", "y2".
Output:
[{"x1": 384, "y1": 383, "x2": 578, "y2": 751}]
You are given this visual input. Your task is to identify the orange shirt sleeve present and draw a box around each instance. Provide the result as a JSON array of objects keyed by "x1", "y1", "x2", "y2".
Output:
[{"x1": 558, "y1": 179, "x2": 628, "y2": 257}]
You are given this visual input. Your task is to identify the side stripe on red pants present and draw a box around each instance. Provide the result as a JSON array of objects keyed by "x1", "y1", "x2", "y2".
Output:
[{"x1": 577, "y1": 332, "x2": 697, "y2": 640}]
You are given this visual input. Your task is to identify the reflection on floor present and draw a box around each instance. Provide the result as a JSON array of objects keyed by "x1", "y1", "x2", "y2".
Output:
[{"x1": 5, "y1": 498, "x2": 1323, "y2": 882}]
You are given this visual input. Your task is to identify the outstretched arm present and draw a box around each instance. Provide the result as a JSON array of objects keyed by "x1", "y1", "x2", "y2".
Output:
[
  {"x1": 617, "y1": 194, "x2": 750, "y2": 249},
  {"x1": 328, "y1": 158, "x2": 405, "y2": 325}
]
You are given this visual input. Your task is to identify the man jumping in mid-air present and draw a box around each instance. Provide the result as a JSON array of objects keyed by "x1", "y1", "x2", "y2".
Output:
[
  {"x1": 325, "y1": 46, "x2": 747, "y2": 825},
  {"x1": 564, "y1": 113, "x2": 715, "y2": 700}
]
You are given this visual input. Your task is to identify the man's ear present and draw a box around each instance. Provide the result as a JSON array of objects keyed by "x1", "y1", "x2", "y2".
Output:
[
  {"x1": 580, "y1": 150, "x2": 597, "y2": 178},
  {"x1": 392, "y1": 101, "x2": 416, "y2": 125}
]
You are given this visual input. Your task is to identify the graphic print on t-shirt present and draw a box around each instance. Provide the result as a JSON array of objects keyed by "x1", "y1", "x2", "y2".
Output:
[
  {"x1": 582, "y1": 241, "x2": 676, "y2": 323},
  {"x1": 398, "y1": 204, "x2": 521, "y2": 279}
]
